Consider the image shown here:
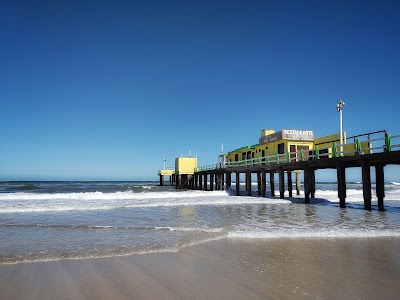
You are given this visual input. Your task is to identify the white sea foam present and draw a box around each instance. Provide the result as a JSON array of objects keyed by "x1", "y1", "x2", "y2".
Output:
[
  {"x1": 157, "y1": 227, "x2": 224, "y2": 233},
  {"x1": 0, "y1": 190, "x2": 226, "y2": 201},
  {"x1": 228, "y1": 228, "x2": 400, "y2": 239},
  {"x1": 1, "y1": 184, "x2": 400, "y2": 214},
  {"x1": 0, "y1": 190, "x2": 291, "y2": 213}
]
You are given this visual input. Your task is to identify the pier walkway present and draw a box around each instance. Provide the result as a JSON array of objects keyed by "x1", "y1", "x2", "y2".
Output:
[{"x1": 190, "y1": 131, "x2": 400, "y2": 211}]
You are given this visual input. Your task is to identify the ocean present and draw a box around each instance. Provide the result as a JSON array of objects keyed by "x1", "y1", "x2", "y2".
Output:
[{"x1": 1, "y1": 181, "x2": 400, "y2": 265}]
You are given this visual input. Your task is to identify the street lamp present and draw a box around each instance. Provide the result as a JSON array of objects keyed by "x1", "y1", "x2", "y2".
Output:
[{"x1": 336, "y1": 100, "x2": 345, "y2": 155}]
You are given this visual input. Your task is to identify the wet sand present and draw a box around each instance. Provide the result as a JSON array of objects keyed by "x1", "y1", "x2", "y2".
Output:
[{"x1": 1, "y1": 238, "x2": 400, "y2": 300}]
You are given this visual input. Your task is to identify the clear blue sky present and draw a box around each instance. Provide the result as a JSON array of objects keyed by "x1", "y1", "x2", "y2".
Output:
[{"x1": 1, "y1": 0, "x2": 399, "y2": 181}]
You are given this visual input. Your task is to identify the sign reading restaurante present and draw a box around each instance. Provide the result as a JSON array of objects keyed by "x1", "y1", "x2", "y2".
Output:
[{"x1": 259, "y1": 129, "x2": 314, "y2": 144}]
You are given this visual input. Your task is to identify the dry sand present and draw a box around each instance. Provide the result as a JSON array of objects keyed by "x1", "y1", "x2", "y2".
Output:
[{"x1": 1, "y1": 238, "x2": 400, "y2": 300}]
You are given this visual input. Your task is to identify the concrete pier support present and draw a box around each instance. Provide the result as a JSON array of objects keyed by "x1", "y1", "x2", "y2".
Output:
[
  {"x1": 181, "y1": 174, "x2": 189, "y2": 189},
  {"x1": 246, "y1": 172, "x2": 252, "y2": 196},
  {"x1": 159, "y1": 175, "x2": 164, "y2": 186},
  {"x1": 189, "y1": 175, "x2": 194, "y2": 189},
  {"x1": 236, "y1": 172, "x2": 240, "y2": 196},
  {"x1": 279, "y1": 168, "x2": 285, "y2": 199},
  {"x1": 257, "y1": 172, "x2": 262, "y2": 196},
  {"x1": 210, "y1": 173, "x2": 214, "y2": 191},
  {"x1": 337, "y1": 165, "x2": 346, "y2": 208},
  {"x1": 226, "y1": 172, "x2": 231, "y2": 189},
  {"x1": 375, "y1": 164, "x2": 385, "y2": 211},
  {"x1": 304, "y1": 168, "x2": 310, "y2": 203},
  {"x1": 261, "y1": 170, "x2": 266, "y2": 197},
  {"x1": 362, "y1": 163, "x2": 372, "y2": 211},
  {"x1": 310, "y1": 169, "x2": 316, "y2": 199},
  {"x1": 270, "y1": 172, "x2": 275, "y2": 197},
  {"x1": 194, "y1": 174, "x2": 198, "y2": 190},
  {"x1": 287, "y1": 171, "x2": 292, "y2": 197},
  {"x1": 204, "y1": 174, "x2": 208, "y2": 191},
  {"x1": 199, "y1": 174, "x2": 203, "y2": 190},
  {"x1": 296, "y1": 172, "x2": 301, "y2": 195},
  {"x1": 220, "y1": 173, "x2": 223, "y2": 190}
]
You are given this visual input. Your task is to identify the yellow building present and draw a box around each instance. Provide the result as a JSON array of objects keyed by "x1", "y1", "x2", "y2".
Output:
[
  {"x1": 158, "y1": 169, "x2": 174, "y2": 176},
  {"x1": 174, "y1": 157, "x2": 198, "y2": 189},
  {"x1": 226, "y1": 129, "x2": 316, "y2": 163},
  {"x1": 222, "y1": 128, "x2": 379, "y2": 165},
  {"x1": 175, "y1": 157, "x2": 197, "y2": 175},
  {"x1": 314, "y1": 132, "x2": 371, "y2": 157}
]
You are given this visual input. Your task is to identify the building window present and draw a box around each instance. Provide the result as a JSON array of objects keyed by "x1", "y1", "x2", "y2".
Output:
[{"x1": 278, "y1": 143, "x2": 285, "y2": 154}]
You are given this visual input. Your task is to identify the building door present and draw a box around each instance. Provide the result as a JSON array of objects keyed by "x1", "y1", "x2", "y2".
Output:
[
  {"x1": 290, "y1": 145, "x2": 296, "y2": 162},
  {"x1": 297, "y1": 145, "x2": 309, "y2": 161}
]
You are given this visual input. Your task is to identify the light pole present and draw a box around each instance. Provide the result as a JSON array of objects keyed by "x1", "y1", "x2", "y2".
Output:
[{"x1": 336, "y1": 100, "x2": 345, "y2": 155}]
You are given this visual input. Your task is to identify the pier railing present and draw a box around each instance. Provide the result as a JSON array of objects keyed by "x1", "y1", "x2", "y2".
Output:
[{"x1": 195, "y1": 131, "x2": 399, "y2": 172}]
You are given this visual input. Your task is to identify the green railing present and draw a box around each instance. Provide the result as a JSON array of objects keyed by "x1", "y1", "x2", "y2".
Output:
[{"x1": 195, "y1": 131, "x2": 399, "y2": 172}]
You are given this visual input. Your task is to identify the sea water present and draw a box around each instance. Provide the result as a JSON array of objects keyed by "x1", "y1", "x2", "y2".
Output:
[{"x1": 0, "y1": 181, "x2": 400, "y2": 264}]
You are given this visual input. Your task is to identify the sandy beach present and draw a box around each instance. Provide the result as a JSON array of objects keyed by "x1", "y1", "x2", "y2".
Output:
[{"x1": 1, "y1": 237, "x2": 400, "y2": 300}]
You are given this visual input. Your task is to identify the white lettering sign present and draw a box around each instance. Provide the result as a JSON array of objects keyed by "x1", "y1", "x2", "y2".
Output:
[{"x1": 282, "y1": 129, "x2": 314, "y2": 141}]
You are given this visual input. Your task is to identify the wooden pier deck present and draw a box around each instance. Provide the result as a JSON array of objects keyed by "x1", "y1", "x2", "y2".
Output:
[{"x1": 189, "y1": 132, "x2": 400, "y2": 211}]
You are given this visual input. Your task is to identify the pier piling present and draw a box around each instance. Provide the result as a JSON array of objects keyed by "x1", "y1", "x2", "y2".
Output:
[
  {"x1": 304, "y1": 168, "x2": 310, "y2": 203},
  {"x1": 287, "y1": 171, "x2": 293, "y2": 197},
  {"x1": 296, "y1": 172, "x2": 301, "y2": 195},
  {"x1": 310, "y1": 169, "x2": 316, "y2": 199},
  {"x1": 236, "y1": 172, "x2": 240, "y2": 196},
  {"x1": 362, "y1": 163, "x2": 372, "y2": 211},
  {"x1": 246, "y1": 172, "x2": 252, "y2": 196},
  {"x1": 261, "y1": 171, "x2": 266, "y2": 197},
  {"x1": 375, "y1": 164, "x2": 385, "y2": 211},
  {"x1": 226, "y1": 172, "x2": 231, "y2": 189},
  {"x1": 279, "y1": 168, "x2": 285, "y2": 199},
  {"x1": 199, "y1": 174, "x2": 203, "y2": 190},
  {"x1": 270, "y1": 172, "x2": 275, "y2": 197},
  {"x1": 337, "y1": 165, "x2": 346, "y2": 208}
]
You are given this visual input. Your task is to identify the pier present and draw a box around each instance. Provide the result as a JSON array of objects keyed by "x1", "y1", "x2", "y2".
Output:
[
  {"x1": 158, "y1": 169, "x2": 175, "y2": 186},
  {"x1": 190, "y1": 130, "x2": 400, "y2": 211},
  {"x1": 158, "y1": 155, "x2": 176, "y2": 186}
]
